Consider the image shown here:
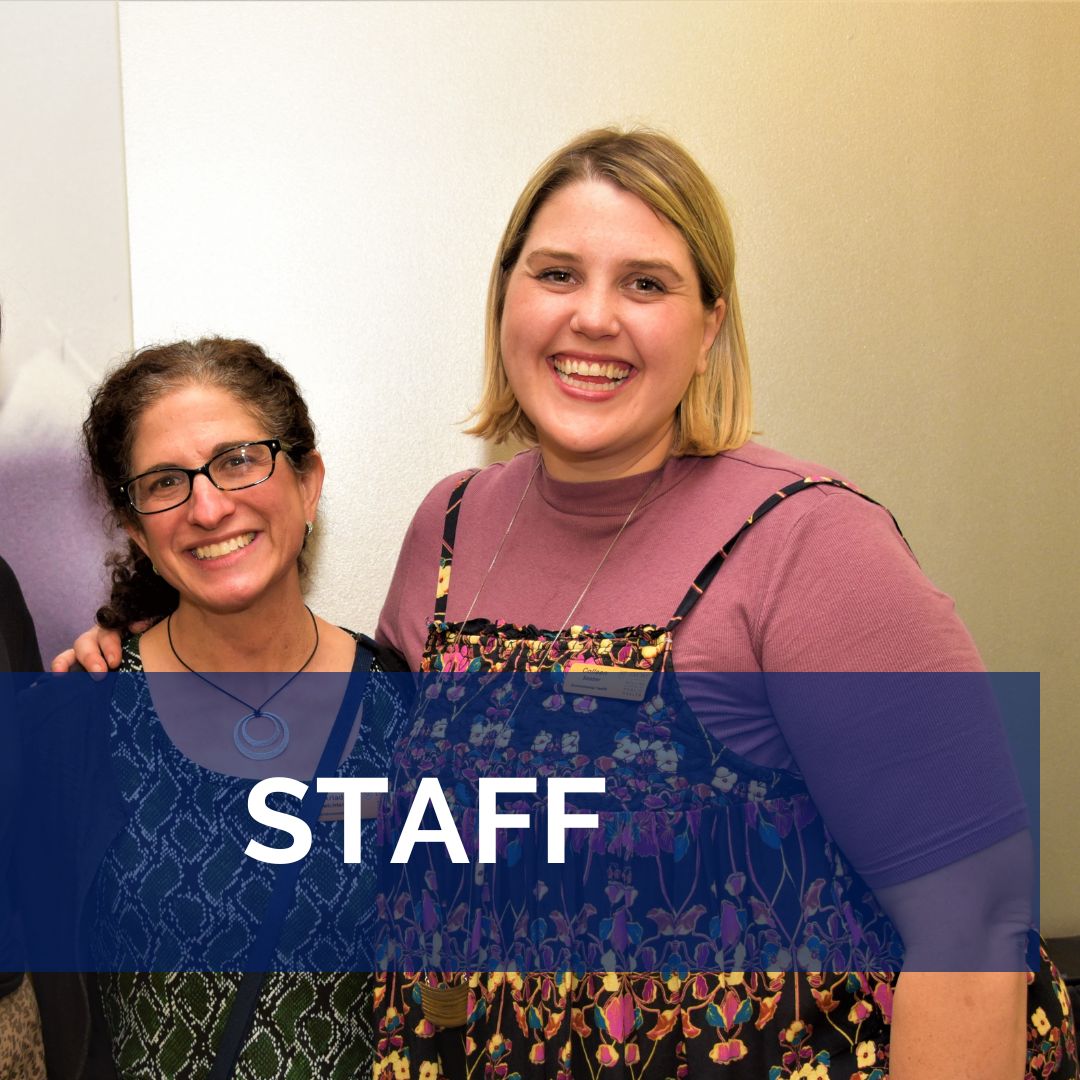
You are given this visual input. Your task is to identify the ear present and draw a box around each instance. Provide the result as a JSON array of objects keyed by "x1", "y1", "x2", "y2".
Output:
[
  {"x1": 697, "y1": 297, "x2": 727, "y2": 375},
  {"x1": 123, "y1": 518, "x2": 151, "y2": 561},
  {"x1": 298, "y1": 450, "x2": 325, "y2": 524}
]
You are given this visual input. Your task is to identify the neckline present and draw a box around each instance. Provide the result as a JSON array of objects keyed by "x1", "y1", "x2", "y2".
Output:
[{"x1": 530, "y1": 450, "x2": 704, "y2": 517}]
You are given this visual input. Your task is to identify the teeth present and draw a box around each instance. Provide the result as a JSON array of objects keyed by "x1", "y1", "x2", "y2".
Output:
[
  {"x1": 553, "y1": 357, "x2": 630, "y2": 380},
  {"x1": 555, "y1": 370, "x2": 624, "y2": 391},
  {"x1": 552, "y1": 357, "x2": 630, "y2": 392},
  {"x1": 193, "y1": 532, "x2": 256, "y2": 561}
]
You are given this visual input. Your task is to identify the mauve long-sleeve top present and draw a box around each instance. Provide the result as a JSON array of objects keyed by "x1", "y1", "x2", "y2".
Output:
[{"x1": 377, "y1": 443, "x2": 1030, "y2": 953}]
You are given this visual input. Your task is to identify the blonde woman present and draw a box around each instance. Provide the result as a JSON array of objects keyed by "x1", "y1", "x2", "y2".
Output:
[{"x1": 371, "y1": 130, "x2": 1074, "y2": 1078}]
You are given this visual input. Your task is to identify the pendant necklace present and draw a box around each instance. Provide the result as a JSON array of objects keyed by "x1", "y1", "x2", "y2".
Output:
[{"x1": 166, "y1": 606, "x2": 320, "y2": 760}]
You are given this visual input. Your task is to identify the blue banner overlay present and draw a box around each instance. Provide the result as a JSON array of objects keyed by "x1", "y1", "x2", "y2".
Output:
[{"x1": 1, "y1": 670, "x2": 1039, "y2": 973}]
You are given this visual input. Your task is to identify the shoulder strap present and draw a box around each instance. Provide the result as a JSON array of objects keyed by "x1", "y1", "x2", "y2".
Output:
[
  {"x1": 207, "y1": 652, "x2": 373, "y2": 1079},
  {"x1": 665, "y1": 476, "x2": 904, "y2": 632},
  {"x1": 433, "y1": 470, "x2": 480, "y2": 622}
]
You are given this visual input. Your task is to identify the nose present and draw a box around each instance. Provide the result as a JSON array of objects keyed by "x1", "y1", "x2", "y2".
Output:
[
  {"x1": 569, "y1": 283, "x2": 620, "y2": 339},
  {"x1": 186, "y1": 473, "x2": 236, "y2": 529}
]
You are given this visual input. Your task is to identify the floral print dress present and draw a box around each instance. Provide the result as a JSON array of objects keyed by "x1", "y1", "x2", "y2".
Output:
[{"x1": 374, "y1": 474, "x2": 1076, "y2": 1080}]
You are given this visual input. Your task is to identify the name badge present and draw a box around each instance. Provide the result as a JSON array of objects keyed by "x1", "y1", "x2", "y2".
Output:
[
  {"x1": 561, "y1": 662, "x2": 652, "y2": 702},
  {"x1": 319, "y1": 791, "x2": 382, "y2": 822}
]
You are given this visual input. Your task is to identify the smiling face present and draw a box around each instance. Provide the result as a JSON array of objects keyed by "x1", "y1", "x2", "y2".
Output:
[
  {"x1": 500, "y1": 179, "x2": 725, "y2": 481},
  {"x1": 124, "y1": 383, "x2": 322, "y2": 616}
]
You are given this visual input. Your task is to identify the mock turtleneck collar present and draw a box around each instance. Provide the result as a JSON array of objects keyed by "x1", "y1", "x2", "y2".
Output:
[{"x1": 530, "y1": 450, "x2": 705, "y2": 517}]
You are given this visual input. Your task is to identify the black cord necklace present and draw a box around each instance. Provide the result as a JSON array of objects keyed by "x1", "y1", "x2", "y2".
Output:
[{"x1": 166, "y1": 605, "x2": 320, "y2": 760}]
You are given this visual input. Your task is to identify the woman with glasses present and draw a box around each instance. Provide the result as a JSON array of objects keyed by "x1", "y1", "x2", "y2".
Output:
[{"x1": 23, "y1": 337, "x2": 404, "y2": 1079}]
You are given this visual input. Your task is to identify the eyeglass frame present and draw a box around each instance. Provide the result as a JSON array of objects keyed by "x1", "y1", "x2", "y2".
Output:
[{"x1": 119, "y1": 438, "x2": 297, "y2": 515}]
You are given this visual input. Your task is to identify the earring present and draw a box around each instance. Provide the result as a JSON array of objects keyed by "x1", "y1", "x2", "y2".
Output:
[
  {"x1": 305, "y1": 521, "x2": 314, "y2": 537},
  {"x1": 152, "y1": 564, "x2": 161, "y2": 576}
]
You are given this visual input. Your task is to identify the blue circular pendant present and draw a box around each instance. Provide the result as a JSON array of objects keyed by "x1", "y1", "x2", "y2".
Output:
[{"x1": 234, "y1": 710, "x2": 290, "y2": 760}]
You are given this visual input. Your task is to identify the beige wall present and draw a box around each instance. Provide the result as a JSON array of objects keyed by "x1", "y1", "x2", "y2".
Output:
[
  {"x1": 117, "y1": 0, "x2": 1080, "y2": 933},
  {"x1": 10, "y1": 1, "x2": 1076, "y2": 932}
]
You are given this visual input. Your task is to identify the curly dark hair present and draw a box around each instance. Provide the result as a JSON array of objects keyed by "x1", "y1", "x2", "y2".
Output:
[{"x1": 84, "y1": 337, "x2": 318, "y2": 629}]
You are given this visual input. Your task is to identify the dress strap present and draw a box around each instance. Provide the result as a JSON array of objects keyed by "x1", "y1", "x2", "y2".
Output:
[
  {"x1": 433, "y1": 470, "x2": 480, "y2": 621},
  {"x1": 664, "y1": 476, "x2": 906, "y2": 632}
]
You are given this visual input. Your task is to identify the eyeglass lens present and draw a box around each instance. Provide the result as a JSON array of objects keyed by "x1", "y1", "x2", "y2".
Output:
[{"x1": 128, "y1": 443, "x2": 276, "y2": 512}]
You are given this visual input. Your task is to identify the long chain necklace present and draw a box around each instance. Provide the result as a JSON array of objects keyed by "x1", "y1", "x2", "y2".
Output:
[
  {"x1": 458, "y1": 453, "x2": 667, "y2": 670},
  {"x1": 166, "y1": 605, "x2": 320, "y2": 760},
  {"x1": 453, "y1": 454, "x2": 543, "y2": 633},
  {"x1": 430, "y1": 454, "x2": 666, "y2": 732},
  {"x1": 430, "y1": 453, "x2": 668, "y2": 736}
]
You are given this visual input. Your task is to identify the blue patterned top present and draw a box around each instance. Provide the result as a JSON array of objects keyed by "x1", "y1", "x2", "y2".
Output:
[{"x1": 91, "y1": 635, "x2": 404, "y2": 1079}]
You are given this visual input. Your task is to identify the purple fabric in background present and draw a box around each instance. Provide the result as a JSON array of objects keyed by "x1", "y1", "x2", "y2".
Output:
[
  {"x1": 0, "y1": 334, "x2": 118, "y2": 662},
  {"x1": 0, "y1": 448, "x2": 110, "y2": 665}
]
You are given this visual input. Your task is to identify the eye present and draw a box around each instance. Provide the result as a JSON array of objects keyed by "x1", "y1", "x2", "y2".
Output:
[
  {"x1": 146, "y1": 472, "x2": 183, "y2": 494},
  {"x1": 216, "y1": 445, "x2": 264, "y2": 472},
  {"x1": 628, "y1": 276, "x2": 666, "y2": 295},
  {"x1": 535, "y1": 268, "x2": 577, "y2": 286}
]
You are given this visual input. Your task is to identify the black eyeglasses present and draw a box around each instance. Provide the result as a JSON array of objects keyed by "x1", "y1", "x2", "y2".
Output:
[{"x1": 120, "y1": 439, "x2": 292, "y2": 515}]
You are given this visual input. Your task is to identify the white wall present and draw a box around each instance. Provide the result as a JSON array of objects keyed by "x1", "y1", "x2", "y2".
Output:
[
  {"x1": 0, "y1": 0, "x2": 133, "y2": 660},
  {"x1": 2, "y1": 0, "x2": 1075, "y2": 933},
  {"x1": 115, "y1": 1, "x2": 1080, "y2": 931}
]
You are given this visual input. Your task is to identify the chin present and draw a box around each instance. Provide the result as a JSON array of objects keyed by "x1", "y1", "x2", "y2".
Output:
[
  {"x1": 550, "y1": 436, "x2": 628, "y2": 464},
  {"x1": 178, "y1": 582, "x2": 267, "y2": 617},
  {"x1": 541, "y1": 420, "x2": 619, "y2": 457}
]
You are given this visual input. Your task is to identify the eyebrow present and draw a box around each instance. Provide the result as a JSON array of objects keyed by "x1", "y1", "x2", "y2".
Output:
[
  {"x1": 624, "y1": 258, "x2": 685, "y2": 282},
  {"x1": 524, "y1": 248, "x2": 685, "y2": 282},
  {"x1": 525, "y1": 248, "x2": 582, "y2": 264}
]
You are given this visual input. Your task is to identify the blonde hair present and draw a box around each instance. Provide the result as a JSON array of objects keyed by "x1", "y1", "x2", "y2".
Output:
[{"x1": 467, "y1": 128, "x2": 752, "y2": 455}]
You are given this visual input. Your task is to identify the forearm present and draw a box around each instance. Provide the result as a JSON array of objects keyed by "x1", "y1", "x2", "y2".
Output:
[{"x1": 889, "y1": 969, "x2": 1026, "y2": 1080}]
